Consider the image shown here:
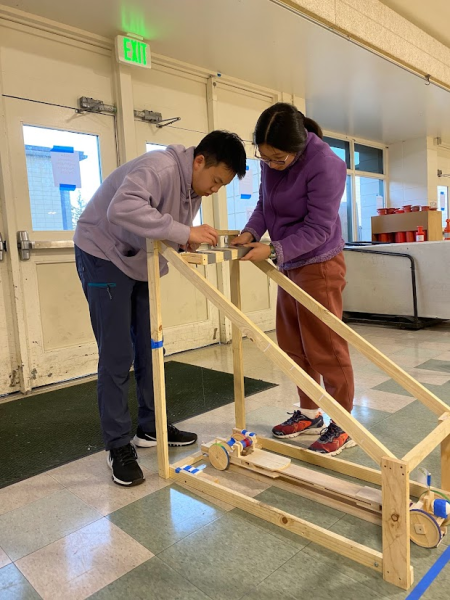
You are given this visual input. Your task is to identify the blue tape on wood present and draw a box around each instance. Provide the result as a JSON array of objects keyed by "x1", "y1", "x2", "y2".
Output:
[{"x1": 151, "y1": 339, "x2": 163, "y2": 349}]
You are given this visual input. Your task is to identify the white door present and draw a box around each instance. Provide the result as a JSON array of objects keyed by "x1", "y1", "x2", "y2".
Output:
[
  {"x1": 2, "y1": 97, "x2": 117, "y2": 391},
  {"x1": 0, "y1": 204, "x2": 20, "y2": 394},
  {"x1": 215, "y1": 83, "x2": 277, "y2": 334},
  {"x1": 134, "y1": 121, "x2": 220, "y2": 354}
]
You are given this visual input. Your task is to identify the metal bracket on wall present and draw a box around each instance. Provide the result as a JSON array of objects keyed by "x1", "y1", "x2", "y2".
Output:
[
  {"x1": 134, "y1": 109, "x2": 181, "y2": 128},
  {"x1": 77, "y1": 97, "x2": 116, "y2": 115},
  {"x1": 437, "y1": 170, "x2": 450, "y2": 178}
]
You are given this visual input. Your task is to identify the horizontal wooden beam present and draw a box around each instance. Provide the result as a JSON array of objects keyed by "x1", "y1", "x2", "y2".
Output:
[
  {"x1": 403, "y1": 413, "x2": 450, "y2": 471},
  {"x1": 259, "y1": 436, "x2": 444, "y2": 498},
  {"x1": 256, "y1": 260, "x2": 449, "y2": 417},
  {"x1": 171, "y1": 468, "x2": 383, "y2": 573},
  {"x1": 161, "y1": 244, "x2": 395, "y2": 466}
]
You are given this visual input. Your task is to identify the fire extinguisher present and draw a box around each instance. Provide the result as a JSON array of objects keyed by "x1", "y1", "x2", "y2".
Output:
[
  {"x1": 416, "y1": 226, "x2": 425, "y2": 242},
  {"x1": 444, "y1": 219, "x2": 450, "y2": 240}
]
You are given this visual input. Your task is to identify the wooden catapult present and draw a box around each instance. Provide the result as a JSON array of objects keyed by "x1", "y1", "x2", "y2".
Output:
[{"x1": 146, "y1": 231, "x2": 450, "y2": 591}]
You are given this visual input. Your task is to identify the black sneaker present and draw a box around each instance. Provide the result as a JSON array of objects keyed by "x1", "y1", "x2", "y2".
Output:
[
  {"x1": 133, "y1": 424, "x2": 197, "y2": 447},
  {"x1": 107, "y1": 443, "x2": 145, "y2": 487}
]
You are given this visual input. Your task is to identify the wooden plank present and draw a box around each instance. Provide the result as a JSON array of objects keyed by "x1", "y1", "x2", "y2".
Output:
[
  {"x1": 199, "y1": 250, "x2": 224, "y2": 263},
  {"x1": 256, "y1": 260, "x2": 449, "y2": 417},
  {"x1": 146, "y1": 240, "x2": 169, "y2": 479},
  {"x1": 230, "y1": 259, "x2": 245, "y2": 429},
  {"x1": 181, "y1": 252, "x2": 211, "y2": 265},
  {"x1": 161, "y1": 244, "x2": 394, "y2": 466},
  {"x1": 217, "y1": 230, "x2": 240, "y2": 236},
  {"x1": 260, "y1": 435, "x2": 445, "y2": 499},
  {"x1": 382, "y1": 457, "x2": 413, "y2": 590},
  {"x1": 442, "y1": 431, "x2": 450, "y2": 493},
  {"x1": 171, "y1": 467, "x2": 383, "y2": 573},
  {"x1": 170, "y1": 451, "x2": 205, "y2": 471},
  {"x1": 403, "y1": 413, "x2": 450, "y2": 470},
  {"x1": 231, "y1": 448, "x2": 291, "y2": 471},
  {"x1": 229, "y1": 464, "x2": 382, "y2": 524}
]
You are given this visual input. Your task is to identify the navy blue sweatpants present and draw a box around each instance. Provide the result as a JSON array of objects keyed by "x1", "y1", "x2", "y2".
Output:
[{"x1": 75, "y1": 246, "x2": 156, "y2": 450}]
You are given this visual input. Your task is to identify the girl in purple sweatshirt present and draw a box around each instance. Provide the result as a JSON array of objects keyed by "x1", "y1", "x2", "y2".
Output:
[{"x1": 232, "y1": 103, "x2": 355, "y2": 456}]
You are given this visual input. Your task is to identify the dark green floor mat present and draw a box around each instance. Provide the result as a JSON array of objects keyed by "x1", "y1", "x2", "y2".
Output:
[{"x1": 0, "y1": 361, "x2": 277, "y2": 489}]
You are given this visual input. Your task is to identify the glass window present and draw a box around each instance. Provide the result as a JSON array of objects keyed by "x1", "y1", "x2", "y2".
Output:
[
  {"x1": 356, "y1": 177, "x2": 384, "y2": 241},
  {"x1": 146, "y1": 142, "x2": 202, "y2": 226},
  {"x1": 23, "y1": 125, "x2": 101, "y2": 232},
  {"x1": 226, "y1": 158, "x2": 261, "y2": 231},
  {"x1": 323, "y1": 137, "x2": 350, "y2": 169},
  {"x1": 354, "y1": 144, "x2": 383, "y2": 174},
  {"x1": 339, "y1": 176, "x2": 353, "y2": 243},
  {"x1": 438, "y1": 186, "x2": 448, "y2": 223}
]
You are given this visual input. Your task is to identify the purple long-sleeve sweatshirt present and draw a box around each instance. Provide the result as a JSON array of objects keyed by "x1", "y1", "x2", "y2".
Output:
[
  {"x1": 243, "y1": 132, "x2": 346, "y2": 269},
  {"x1": 74, "y1": 145, "x2": 200, "y2": 281}
]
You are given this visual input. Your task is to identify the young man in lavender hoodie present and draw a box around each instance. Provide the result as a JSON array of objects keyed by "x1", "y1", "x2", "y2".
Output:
[
  {"x1": 232, "y1": 103, "x2": 355, "y2": 456},
  {"x1": 74, "y1": 131, "x2": 246, "y2": 486}
]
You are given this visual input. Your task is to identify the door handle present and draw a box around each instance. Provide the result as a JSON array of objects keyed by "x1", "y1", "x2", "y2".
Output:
[{"x1": 17, "y1": 231, "x2": 74, "y2": 260}]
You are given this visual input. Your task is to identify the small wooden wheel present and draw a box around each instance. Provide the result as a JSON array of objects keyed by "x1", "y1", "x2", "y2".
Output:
[
  {"x1": 410, "y1": 509, "x2": 443, "y2": 548},
  {"x1": 209, "y1": 443, "x2": 230, "y2": 471}
]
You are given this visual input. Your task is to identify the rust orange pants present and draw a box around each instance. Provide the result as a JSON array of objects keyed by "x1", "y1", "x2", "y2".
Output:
[{"x1": 276, "y1": 252, "x2": 354, "y2": 412}]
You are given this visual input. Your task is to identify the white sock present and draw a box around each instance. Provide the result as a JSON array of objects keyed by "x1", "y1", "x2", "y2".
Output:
[{"x1": 300, "y1": 408, "x2": 321, "y2": 419}]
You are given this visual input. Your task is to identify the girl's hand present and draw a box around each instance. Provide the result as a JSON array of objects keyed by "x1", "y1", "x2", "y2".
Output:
[
  {"x1": 230, "y1": 232, "x2": 254, "y2": 246},
  {"x1": 186, "y1": 242, "x2": 200, "y2": 252},
  {"x1": 240, "y1": 242, "x2": 271, "y2": 262}
]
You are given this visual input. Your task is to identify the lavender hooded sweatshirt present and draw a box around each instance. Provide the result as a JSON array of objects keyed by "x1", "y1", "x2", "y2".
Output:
[
  {"x1": 74, "y1": 145, "x2": 200, "y2": 281},
  {"x1": 244, "y1": 132, "x2": 346, "y2": 269}
]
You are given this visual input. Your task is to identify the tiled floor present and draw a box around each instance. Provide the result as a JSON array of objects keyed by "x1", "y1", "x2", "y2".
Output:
[{"x1": 1, "y1": 323, "x2": 450, "y2": 599}]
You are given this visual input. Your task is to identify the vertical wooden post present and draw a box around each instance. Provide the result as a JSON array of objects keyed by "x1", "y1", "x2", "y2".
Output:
[
  {"x1": 441, "y1": 432, "x2": 450, "y2": 492},
  {"x1": 381, "y1": 457, "x2": 413, "y2": 589},
  {"x1": 146, "y1": 239, "x2": 169, "y2": 479},
  {"x1": 230, "y1": 259, "x2": 245, "y2": 429}
]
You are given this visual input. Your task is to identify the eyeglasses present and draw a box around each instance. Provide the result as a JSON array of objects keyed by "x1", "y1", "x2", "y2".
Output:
[{"x1": 254, "y1": 149, "x2": 291, "y2": 165}]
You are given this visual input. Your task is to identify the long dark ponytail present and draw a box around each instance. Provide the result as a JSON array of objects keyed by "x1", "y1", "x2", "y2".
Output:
[{"x1": 253, "y1": 102, "x2": 323, "y2": 154}]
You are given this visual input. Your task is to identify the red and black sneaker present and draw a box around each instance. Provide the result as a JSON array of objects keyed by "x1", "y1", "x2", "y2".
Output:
[
  {"x1": 308, "y1": 421, "x2": 357, "y2": 456},
  {"x1": 272, "y1": 410, "x2": 324, "y2": 439}
]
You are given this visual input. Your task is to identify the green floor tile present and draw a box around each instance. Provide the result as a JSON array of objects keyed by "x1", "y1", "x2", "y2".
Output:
[
  {"x1": 107, "y1": 484, "x2": 224, "y2": 555},
  {"x1": 417, "y1": 359, "x2": 450, "y2": 374},
  {"x1": 0, "y1": 564, "x2": 41, "y2": 600},
  {"x1": 87, "y1": 556, "x2": 210, "y2": 600},
  {"x1": 246, "y1": 546, "x2": 382, "y2": 600},
  {"x1": 158, "y1": 511, "x2": 298, "y2": 600},
  {"x1": 231, "y1": 486, "x2": 342, "y2": 549}
]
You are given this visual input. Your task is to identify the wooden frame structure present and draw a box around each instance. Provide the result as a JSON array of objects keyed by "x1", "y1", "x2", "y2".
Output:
[{"x1": 146, "y1": 233, "x2": 450, "y2": 591}]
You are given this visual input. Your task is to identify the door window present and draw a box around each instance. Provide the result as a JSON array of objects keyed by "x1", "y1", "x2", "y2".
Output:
[{"x1": 23, "y1": 125, "x2": 102, "y2": 232}]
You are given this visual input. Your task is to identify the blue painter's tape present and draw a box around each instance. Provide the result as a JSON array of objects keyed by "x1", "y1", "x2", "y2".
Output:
[
  {"x1": 151, "y1": 339, "x2": 163, "y2": 349},
  {"x1": 434, "y1": 499, "x2": 449, "y2": 519},
  {"x1": 51, "y1": 145, "x2": 74, "y2": 153},
  {"x1": 406, "y1": 545, "x2": 450, "y2": 599},
  {"x1": 60, "y1": 184, "x2": 77, "y2": 191},
  {"x1": 240, "y1": 194, "x2": 252, "y2": 200}
]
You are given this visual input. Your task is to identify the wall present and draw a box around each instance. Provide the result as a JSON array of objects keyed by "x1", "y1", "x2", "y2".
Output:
[{"x1": 388, "y1": 138, "x2": 428, "y2": 206}]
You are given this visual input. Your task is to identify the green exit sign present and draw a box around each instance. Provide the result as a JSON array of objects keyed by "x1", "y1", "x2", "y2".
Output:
[{"x1": 116, "y1": 35, "x2": 151, "y2": 69}]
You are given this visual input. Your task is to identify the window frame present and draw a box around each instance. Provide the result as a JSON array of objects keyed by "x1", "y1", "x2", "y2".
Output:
[{"x1": 323, "y1": 131, "x2": 388, "y2": 242}]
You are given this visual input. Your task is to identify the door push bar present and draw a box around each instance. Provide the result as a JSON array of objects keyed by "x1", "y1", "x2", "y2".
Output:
[{"x1": 17, "y1": 231, "x2": 74, "y2": 261}]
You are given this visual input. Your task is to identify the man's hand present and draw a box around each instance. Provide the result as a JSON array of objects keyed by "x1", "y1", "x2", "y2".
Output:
[
  {"x1": 230, "y1": 231, "x2": 254, "y2": 246},
  {"x1": 186, "y1": 242, "x2": 201, "y2": 252},
  {"x1": 240, "y1": 242, "x2": 271, "y2": 262},
  {"x1": 189, "y1": 225, "x2": 219, "y2": 247}
]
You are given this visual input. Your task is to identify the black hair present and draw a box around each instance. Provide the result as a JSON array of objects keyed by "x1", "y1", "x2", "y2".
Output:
[
  {"x1": 253, "y1": 102, "x2": 323, "y2": 154},
  {"x1": 194, "y1": 130, "x2": 247, "y2": 179}
]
